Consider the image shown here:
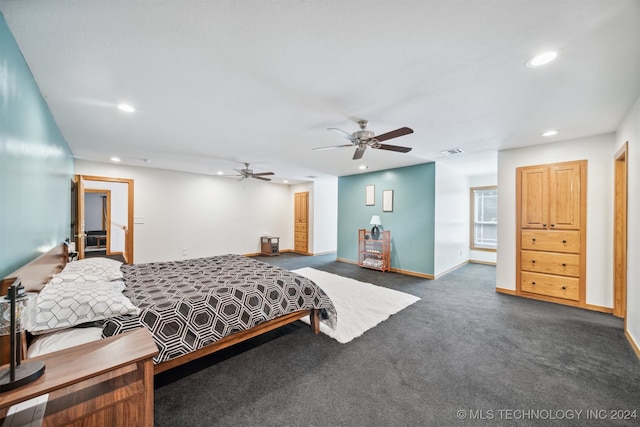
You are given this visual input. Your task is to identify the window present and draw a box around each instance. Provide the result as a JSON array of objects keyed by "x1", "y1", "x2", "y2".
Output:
[{"x1": 470, "y1": 186, "x2": 497, "y2": 250}]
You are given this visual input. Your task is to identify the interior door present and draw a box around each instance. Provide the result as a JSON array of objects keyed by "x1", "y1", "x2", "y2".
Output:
[
  {"x1": 613, "y1": 143, "x2": 628, "y2": 318},
  {"x1": 294, "y1": 192, "x2": 309, "y2": 254},
  {"x1": 75, "y1": 176, "x2": 86, "y2": 259}
]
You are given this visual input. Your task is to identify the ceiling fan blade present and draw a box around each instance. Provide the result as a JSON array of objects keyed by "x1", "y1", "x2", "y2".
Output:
[
  {"x1": 313, "y1": 144, "x2": 354, "y2": 151},
  {"x1": 353, "y1": 147, "x2": 366, "y2": 160},
  {"x1": 376, "y1": 143, "x2": 412, "y2": 153},
  {"x1": 252, "y1": 172, "x2": 274, "y2": 176},
  {"x1": 253, "y1": 176, "x2": 272, "y2": 181},
  {"x1": 328, "y1": 128, "x2": 356, "y2": 140},
  {"x1": 374, "y1": 127, "x2": 414, "y2": 142}
]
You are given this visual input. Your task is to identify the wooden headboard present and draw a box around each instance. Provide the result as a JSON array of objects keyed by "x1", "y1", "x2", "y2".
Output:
[
  {"x1": 1, "y1": 243, "x2": 68, "y2": 365},
  {"x1": 0, "y1": 243, "x2": 68, "y2": 295}
]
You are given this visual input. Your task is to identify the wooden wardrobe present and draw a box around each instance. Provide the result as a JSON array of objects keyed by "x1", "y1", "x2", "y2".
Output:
[{"x1": 516, "y1": 160, "x2": 587, "y2": 308}]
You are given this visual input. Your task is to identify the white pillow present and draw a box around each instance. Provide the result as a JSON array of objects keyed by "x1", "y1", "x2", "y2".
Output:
[
  {"x1": 28, "y1": 327, "x2": 103, "y2": 358},
  {"x1": 29, "y1": 281, "x2": 139, "y2": 335},
  {"x1": 61, "y1": 257, "x2": 123, "y2": 281},
  {"x1": 50, "y1": 272, "x2": 120, "y2": 285}
]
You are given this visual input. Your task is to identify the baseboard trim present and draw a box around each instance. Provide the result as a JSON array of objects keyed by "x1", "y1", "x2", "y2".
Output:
[
  {"x1": 434, "y1": 261, "x2": 468, "y2": 279},
  {"x1": 469, "y1": 260, "x2": 497, "y2": 266},
  {"x1": 336, "y1": 258, "x2": 435, "y2": 279},
  {"x1": 625, "y1": 330, "x2": 640, "y2": 359},
  {"x1": 584, "y1": 304, "x2": 613, "y2": 314},
  {"x1": 496, "y1": 287, "x2": 517, "y2": 296}
]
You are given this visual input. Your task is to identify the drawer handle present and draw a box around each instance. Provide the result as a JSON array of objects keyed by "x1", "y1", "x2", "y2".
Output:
[
  {"x1": 562, "y1": 263, "x2": 567, "y2": 267},
  {"x1": 532, "y1": 238, "x2": 536, "y2": 242},
  {"x1": 562, "y1": 286, "x2": 566, "y2": 290},
  {"x1": 531, "y1": 281, "x2": 536, "y2": 285},
  {"x1": 550, "y1": 224, "x2": 555, "y2": 227},
  {"x1": 562, "y1": 240, "x2": 567, "y2": 244},
  {"x1": 531, "y1": 259, "x2": 536, "y2": 263}
]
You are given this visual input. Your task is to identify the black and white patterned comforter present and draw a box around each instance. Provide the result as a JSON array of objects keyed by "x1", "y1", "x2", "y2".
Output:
[{"x1": 102, "y1": 254, "x2": 337, "y2": 364}]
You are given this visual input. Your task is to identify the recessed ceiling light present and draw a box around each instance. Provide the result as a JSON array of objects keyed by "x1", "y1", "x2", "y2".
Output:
[
  {"x1": 283, "y1": 180, "x2": 289, "y2": 183},
  {"x1": 542, "y1": 130, "x2": 559, "y2": 137},
  {"x1": 526, "y1": 51, "x2": 558, "y2": 68},
  {"x1": 217, "y1": 171, "x2": 224, "y2": 175},
  {"x1": 358, "y1": 165, "x2": 368, "y2": 170},
  {"x1": 110, "y1": 157, "x2": 121, "y2": 162},
  {"x1": 117, "y1": 103, "x2": 135, "y2": 113}
]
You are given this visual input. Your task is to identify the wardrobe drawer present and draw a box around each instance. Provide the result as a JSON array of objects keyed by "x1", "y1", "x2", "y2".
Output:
[
  {"x1": 521, "y1": 271, "x2": 579, "y2": 301},
  {"x1": 521, "y1": 230, "x2": 580, "y2": 253},
  {"x1": 295, "y1": 223, "x2": 307, "y2": 233},
  {"x1": 520, "y1": 251, "x2": 580, "y2": 277},
  {"x1": 295, "y1": 232, "x2": 307, "y2": 243}
]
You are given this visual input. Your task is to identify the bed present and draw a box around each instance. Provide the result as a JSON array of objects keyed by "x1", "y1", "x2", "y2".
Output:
[{"x1": 1, "y1": 244, "x2": 337, "y2": 374}]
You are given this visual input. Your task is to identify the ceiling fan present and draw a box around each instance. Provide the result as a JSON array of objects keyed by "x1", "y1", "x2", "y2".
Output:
[
  {"x1": 232, "y1": 163, "x2": 274, "y2": 181},
  {"x1": 314, "y1": 120, "x2": 414, "y2": 160}
]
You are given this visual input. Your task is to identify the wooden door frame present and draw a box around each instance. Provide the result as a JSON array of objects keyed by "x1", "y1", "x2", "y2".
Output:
[
  {"x1": 613, "y1": 142, "x2": 628, "y2": 319},
  {"x1": 76, "y1": 175, "x2": 135, "y2": 264}
]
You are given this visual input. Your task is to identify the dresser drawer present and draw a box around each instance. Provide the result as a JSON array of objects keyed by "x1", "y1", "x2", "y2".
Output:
[
  {"x1": 295, "y1": 223, "x2": 307, "y2": 232},
  {"x1": 520, "y1": 230, "x2": 580, "y2": 253},
  {"x1": 520, "y1": 250, "x2": 580, "y2": 277},
  {"x1": 294, "y1": 241, "x2": 307, "y2": 252},
  {"x1": 521, "y1": 271, "x2": 579, "y2": 301},
  {"x1": 295, "y1": 232, "x2": 307, "y2": 243}
]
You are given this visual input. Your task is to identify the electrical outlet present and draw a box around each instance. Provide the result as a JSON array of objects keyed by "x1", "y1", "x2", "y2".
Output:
[{"x1": 182, "y1": 248, "x2": 188, "y2": 256}]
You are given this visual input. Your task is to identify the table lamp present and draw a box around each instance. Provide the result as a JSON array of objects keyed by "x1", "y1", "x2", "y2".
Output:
[
  {"x1": 370, "y1": 215, "x2": 382, "y2": 240},
  {"x1": 0, "y1": 279, "x2": 45, "y2": 392}
]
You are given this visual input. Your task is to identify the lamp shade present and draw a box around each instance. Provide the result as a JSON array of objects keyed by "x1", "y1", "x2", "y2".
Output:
[
  {"x1": 0, "y1": 292, "x2": 36, "y2": 335},
  {"x1": 370, "y1": 215, "x2": 382, "y2": 226}
]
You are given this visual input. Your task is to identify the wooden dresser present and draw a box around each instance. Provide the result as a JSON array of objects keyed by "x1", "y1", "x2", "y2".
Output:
[
  {"x1": 0, "y1": 328, "x2": 158, "y2": 426},
  {"x1": 516, "y1": 160, "x2": 587, "y2": 307}
]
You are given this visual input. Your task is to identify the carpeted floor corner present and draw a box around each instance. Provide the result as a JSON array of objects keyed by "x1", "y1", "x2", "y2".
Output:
[{"x1": 154, "y1": 254, "x2": 640, "y2": 427}]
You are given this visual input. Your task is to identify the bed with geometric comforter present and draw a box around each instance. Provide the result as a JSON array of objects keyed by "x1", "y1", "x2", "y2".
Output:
[{"x1": 102, "y1": 254, "x2": 337, "y2": 364}]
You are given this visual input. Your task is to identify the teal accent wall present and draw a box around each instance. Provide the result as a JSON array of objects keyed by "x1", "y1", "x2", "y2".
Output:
[
  {"x1": 0, "y1": 13, "x2": 74, "y2": 278},
  {"x1": 337, "y1": 163, "x2": 436, "y2": 275}
]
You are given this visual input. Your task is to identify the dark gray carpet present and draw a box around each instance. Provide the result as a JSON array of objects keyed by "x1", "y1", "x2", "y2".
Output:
[{"x1": 154, "y1": 253, "x2": 640, "y2": 426}]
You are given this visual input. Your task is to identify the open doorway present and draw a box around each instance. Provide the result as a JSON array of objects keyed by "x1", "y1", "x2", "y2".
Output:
[
  {"x1": 73, "y1": 175, "x2": 134, "y2": 263},
  {"x1": 84, "y1": 190, "x2": 111, "y2": 257}
]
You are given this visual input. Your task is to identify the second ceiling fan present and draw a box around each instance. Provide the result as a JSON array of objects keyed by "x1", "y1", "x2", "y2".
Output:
[{"x1": 314, "y1": 120, "x2": 413, "y2": 160}]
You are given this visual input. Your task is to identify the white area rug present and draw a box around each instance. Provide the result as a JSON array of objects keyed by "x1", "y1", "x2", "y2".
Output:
[{"x1": 292, "y1": 267, "x2": 420, "y2": 343}]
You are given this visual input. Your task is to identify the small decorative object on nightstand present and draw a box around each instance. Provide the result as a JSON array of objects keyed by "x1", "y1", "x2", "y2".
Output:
[
  {"x1": 358, "y1": 229, "x2": 390, "y2": 272},
  {"x1": 260, "y1": 236, "x2": 280, "y2": 256}
]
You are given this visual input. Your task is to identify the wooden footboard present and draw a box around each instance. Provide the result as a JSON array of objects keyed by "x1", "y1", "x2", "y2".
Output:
[{"x1": 154, "y1": 308, "x2": 320, "y2": 374}]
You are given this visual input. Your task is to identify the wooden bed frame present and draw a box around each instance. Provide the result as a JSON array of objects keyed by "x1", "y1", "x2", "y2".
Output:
[{"x1": 1, "y1": 243, "x2": 321, "y2": 374}]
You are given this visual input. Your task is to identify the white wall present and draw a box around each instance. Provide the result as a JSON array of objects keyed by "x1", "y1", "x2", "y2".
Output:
[
  {"x1": 311, "y1": 177, "x2": 338, "y2": 254},
  {"x1": 615, "y1": 95, "x2": 640, "y2": 350},
  {"x1": 434, "y1": 163, "x2": 470, "y2": 276},
  {"x1": 84, "y1": 192, "x2": 103, "y2": 231},
  {"x1": 289, "y1": 178, "x2": 338, "y2": 255},
  {"x1": 469, "y1": 174, "x2": 498, "y2": 264},
  {"x1": 84, "y1": 180, "x2": 128, "y2": 253},
  {"x1": 496, "y1": 134, "x2": 615, "y2": 308},
  {"x1": 75, "y1": 160, "x2": 294, "y2": 263}
]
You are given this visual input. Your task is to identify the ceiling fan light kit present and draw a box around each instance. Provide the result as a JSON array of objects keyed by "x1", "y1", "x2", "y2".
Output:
[
  {"x1": 314, "y1": 119, "x2": 414, "y2": 160},
  {"x1": 229, "y1": 163, "x2": 274, "y2": 181}
]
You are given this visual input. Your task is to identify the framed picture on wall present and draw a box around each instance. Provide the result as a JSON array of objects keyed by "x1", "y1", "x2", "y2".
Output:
[
  {"x1": 383, "y1": 189, "x2": 394, "y2": 212},
  {"x1": 365, "y1": 184, "x2": 375, "y2": 206}
]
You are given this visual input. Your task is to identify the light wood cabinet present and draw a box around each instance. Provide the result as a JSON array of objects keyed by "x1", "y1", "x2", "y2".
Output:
[
  {"x1": 294, "y1": 192, "x2": 309, "y2": 254},
  {"x1": 516, "y1": 160, "x2": 586, "y2": 307},
  {"x1": 358, "y1": 229, "x2": 390, "y2": 272}
]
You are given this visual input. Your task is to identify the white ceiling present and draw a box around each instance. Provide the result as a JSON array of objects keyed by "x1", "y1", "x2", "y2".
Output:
[{"x1": 2, "y1": 1, "x2": 639, "y2": 183}]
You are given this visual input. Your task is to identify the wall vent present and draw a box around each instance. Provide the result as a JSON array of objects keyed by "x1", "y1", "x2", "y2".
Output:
[{"x1": 440, "y1": 148, "x2": 464, "y2": 156}]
